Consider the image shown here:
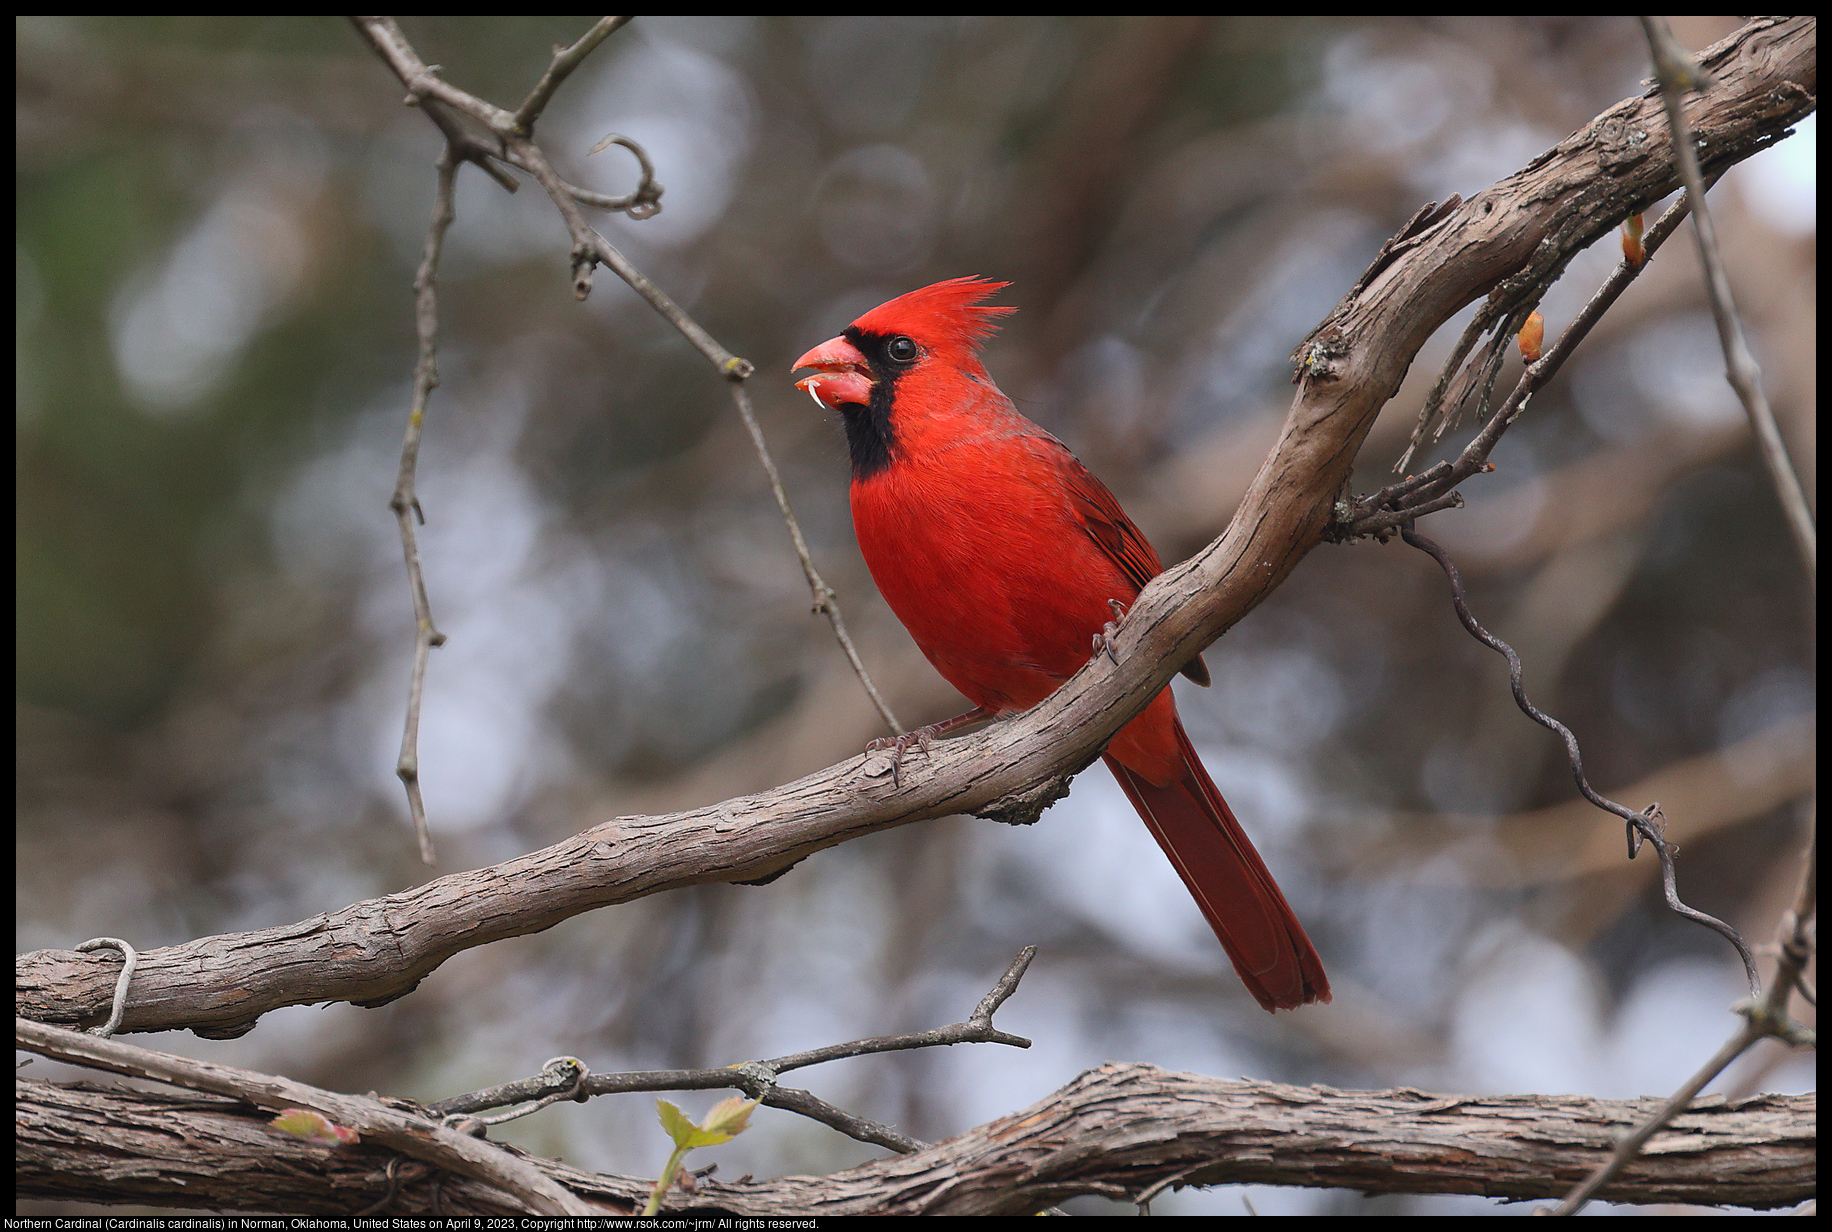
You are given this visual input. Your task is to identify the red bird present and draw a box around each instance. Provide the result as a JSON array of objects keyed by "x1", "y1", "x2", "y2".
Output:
[{"x1": 793, "y1": 277, "x2": 1329, "y2": 1012}]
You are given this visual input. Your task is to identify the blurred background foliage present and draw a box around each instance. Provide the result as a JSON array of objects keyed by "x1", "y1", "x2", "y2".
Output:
[{"x1": 16, "y1": 15, "x2": 1814, "y2": 1215}]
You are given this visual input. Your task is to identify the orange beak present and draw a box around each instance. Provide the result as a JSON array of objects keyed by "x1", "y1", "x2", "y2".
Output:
[{"x1": 792, "y1": 336, "x2": 874, "y2": 409}]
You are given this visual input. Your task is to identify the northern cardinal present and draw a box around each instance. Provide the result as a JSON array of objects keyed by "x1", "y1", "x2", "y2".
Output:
[{"x1": 793, "y1": 277, "x2": 1328, "y2": 1012}]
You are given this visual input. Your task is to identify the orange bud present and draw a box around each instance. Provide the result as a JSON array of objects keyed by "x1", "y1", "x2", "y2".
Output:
[
  {"x1": 1517, "y1": 311, "x2": 1544, "y2": 364},
  {"x1": 1621, "y1": 212, "x2": 1645, "y2": 268}
]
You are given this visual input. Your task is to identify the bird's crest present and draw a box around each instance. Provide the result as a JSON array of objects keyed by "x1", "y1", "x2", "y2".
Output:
[{"x1": 849, "y1": 276, "x2": 1015, "y2": 353}]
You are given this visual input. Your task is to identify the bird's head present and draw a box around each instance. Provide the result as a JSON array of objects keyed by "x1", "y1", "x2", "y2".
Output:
[{"x1": 791, "y1": 276, "x2": 1014, "y2": 412}]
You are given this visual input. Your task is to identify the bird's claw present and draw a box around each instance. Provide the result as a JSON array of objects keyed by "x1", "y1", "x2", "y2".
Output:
[
  {"x1": 1092, "y1": 598, "x2": 1129, "y2": 666},
  {"x1": 861, "y1": 708, "x2": 993, "y2": 786},
  {"x1": 866, "y1": 728, "x2": 936, "y2": 787}
]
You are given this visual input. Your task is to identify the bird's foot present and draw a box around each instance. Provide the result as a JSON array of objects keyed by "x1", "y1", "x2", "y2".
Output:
[
  {"x1": 866, "y1": 707, "x2": 994, "y2": 786},
  {"x1": 1091, "y1": 598, "x2": 1129, "y2": 666},
  {"x1": 866, "y1": 728, "x2": 934, "y2": 787}
]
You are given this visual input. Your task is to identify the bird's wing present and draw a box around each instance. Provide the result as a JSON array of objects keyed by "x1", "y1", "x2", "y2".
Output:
[
  {"x1": 1049, "y1": 439, "x2": 1210, "y2": 686},
  {"x1": 1057, "y1": 452, "x2": 1164, "y2": 593}
]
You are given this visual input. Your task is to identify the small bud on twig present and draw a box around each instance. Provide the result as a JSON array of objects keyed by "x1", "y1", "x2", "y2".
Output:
[
  {"x1": 1517, "y1": 311, "x2": 1544, "y2": 364},
  {"x1": 1621, "y1": 212, "x2": 1646, "y2": 268}
]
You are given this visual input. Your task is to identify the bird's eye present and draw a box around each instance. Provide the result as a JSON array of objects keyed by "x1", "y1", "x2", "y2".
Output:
[{"x1": 886, "y1": 335, "x2": 918, "y2": 363}]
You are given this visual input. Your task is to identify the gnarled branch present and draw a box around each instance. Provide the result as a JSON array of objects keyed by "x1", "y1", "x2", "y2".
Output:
[
  {"x1": 16, "y1": 15, "x2": 1816, "y2": 1043},
  {"x1": 18, "y1": 1063, "x2": 1813, "y2": 1214}
]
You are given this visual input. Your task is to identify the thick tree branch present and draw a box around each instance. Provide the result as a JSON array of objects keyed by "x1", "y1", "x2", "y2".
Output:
[
  {"x1": 19, "y1": 1064, "x2": 1813, "y2": 1214},
  {"x1": 15, "y1": 15, "x2": 1815, "y2": 1043},
  {"x1": 15, "y1": 1018, "x2": 602, "y2": 1216}
]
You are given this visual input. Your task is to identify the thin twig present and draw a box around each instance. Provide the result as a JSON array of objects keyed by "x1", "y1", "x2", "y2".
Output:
[
  {"x1": 1548, "y1": 816, "x2": 1815, "y2": 1215},
  {"x1": 1640, "y1": 16, "x2": 1815, "y2": 584},
  {"x1": 730, "y1": 383, "x2": 904, "y2": 735},
  {"x1": 428, "y1": 948, "x2": 1037, "y2": 1153},
  {"x1": 1359, "y1": 460, "x2": 1454, "y2": 512},
  {"x1": 1775, "y1": 824, "x2": 1816, "y2": 1009},
  {"x1": 350, "y1": 17, "x2": 521, "y2": 134},
  {"x1": 346, "y1": 18, "x2": 522, "y2": 197},
  {"x1": 354, "y1": 16, "x2": 901, "y2": 735},
  {"x1": 389, "y1": 150, "x2": 458, "y2": 866},
  {"x1": 1341, "y1": 489, "x2": 1465, "y2": 541},
  {"x1": 1547, "y1": 1019, "x2": 1761, "y2": 1216},
  {"x1": 462, "y1": 1057, "x2": 590, "y2": 1128},
  {"x1": 1340, "y1": 180, "x2": 1710, "y2": 537},
  {"x1": 572, "y1": 219, "x2": 746, "y2": 370},
  {"x1": 743, "y1": 1078, "x2": 925, "y2": 1155},
  {"x1": 1399, "y1": 299, "x2": 1492, "y2": 473},
  {"x1": 1400, "y1": 524, "x2": 1760, "y2": 992},
  {"x1": 512, "y1": 16, "x2": 632, "y2": 135}
]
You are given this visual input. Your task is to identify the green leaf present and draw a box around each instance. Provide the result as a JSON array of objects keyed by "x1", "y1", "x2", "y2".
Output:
[
  {"x1": 700, "y1": 1095, "x2": 757, "y2": 1140},
  {"x1": 655, "y1": 1098, "x2": 697, "y2": 1148},
  {"x1": 655, "y1": 1094, "x2": 760, "y2": 1150}
]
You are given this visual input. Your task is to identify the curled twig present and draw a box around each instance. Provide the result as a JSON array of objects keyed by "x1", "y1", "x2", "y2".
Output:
[
  {"x1": 72, "y1": 938, "x2": 137, "y2": 1038},
  {"x1": 466, "y1": 1056, "x2": 590, "y2": 1128},
  {"x1": 1400, "y1": 523, "x2": 1760, "y2": 994},
  {"x1": 582, "y1": 132, "x2": 664, "y2": 220},
  {"x1": 354, "y1": 1155, "x2": 407, "y2": 1217}
]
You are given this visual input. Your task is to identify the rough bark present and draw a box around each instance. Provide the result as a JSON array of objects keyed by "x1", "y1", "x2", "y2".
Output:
[
  {"x1": 19, "y1": 1065, "x2": 1815, "y2": 1214},
  {"x1": 13, "y1": 13, "x2": 1817, "y2": 1047},
  {"x1": 17, "y1": 15, "x2": 1818, "y2": 1218}
]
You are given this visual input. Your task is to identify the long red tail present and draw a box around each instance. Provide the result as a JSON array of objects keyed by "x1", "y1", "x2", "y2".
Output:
[{"x1": 1103, "y1": 720, "x2": 1329, "y2": 1011}]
